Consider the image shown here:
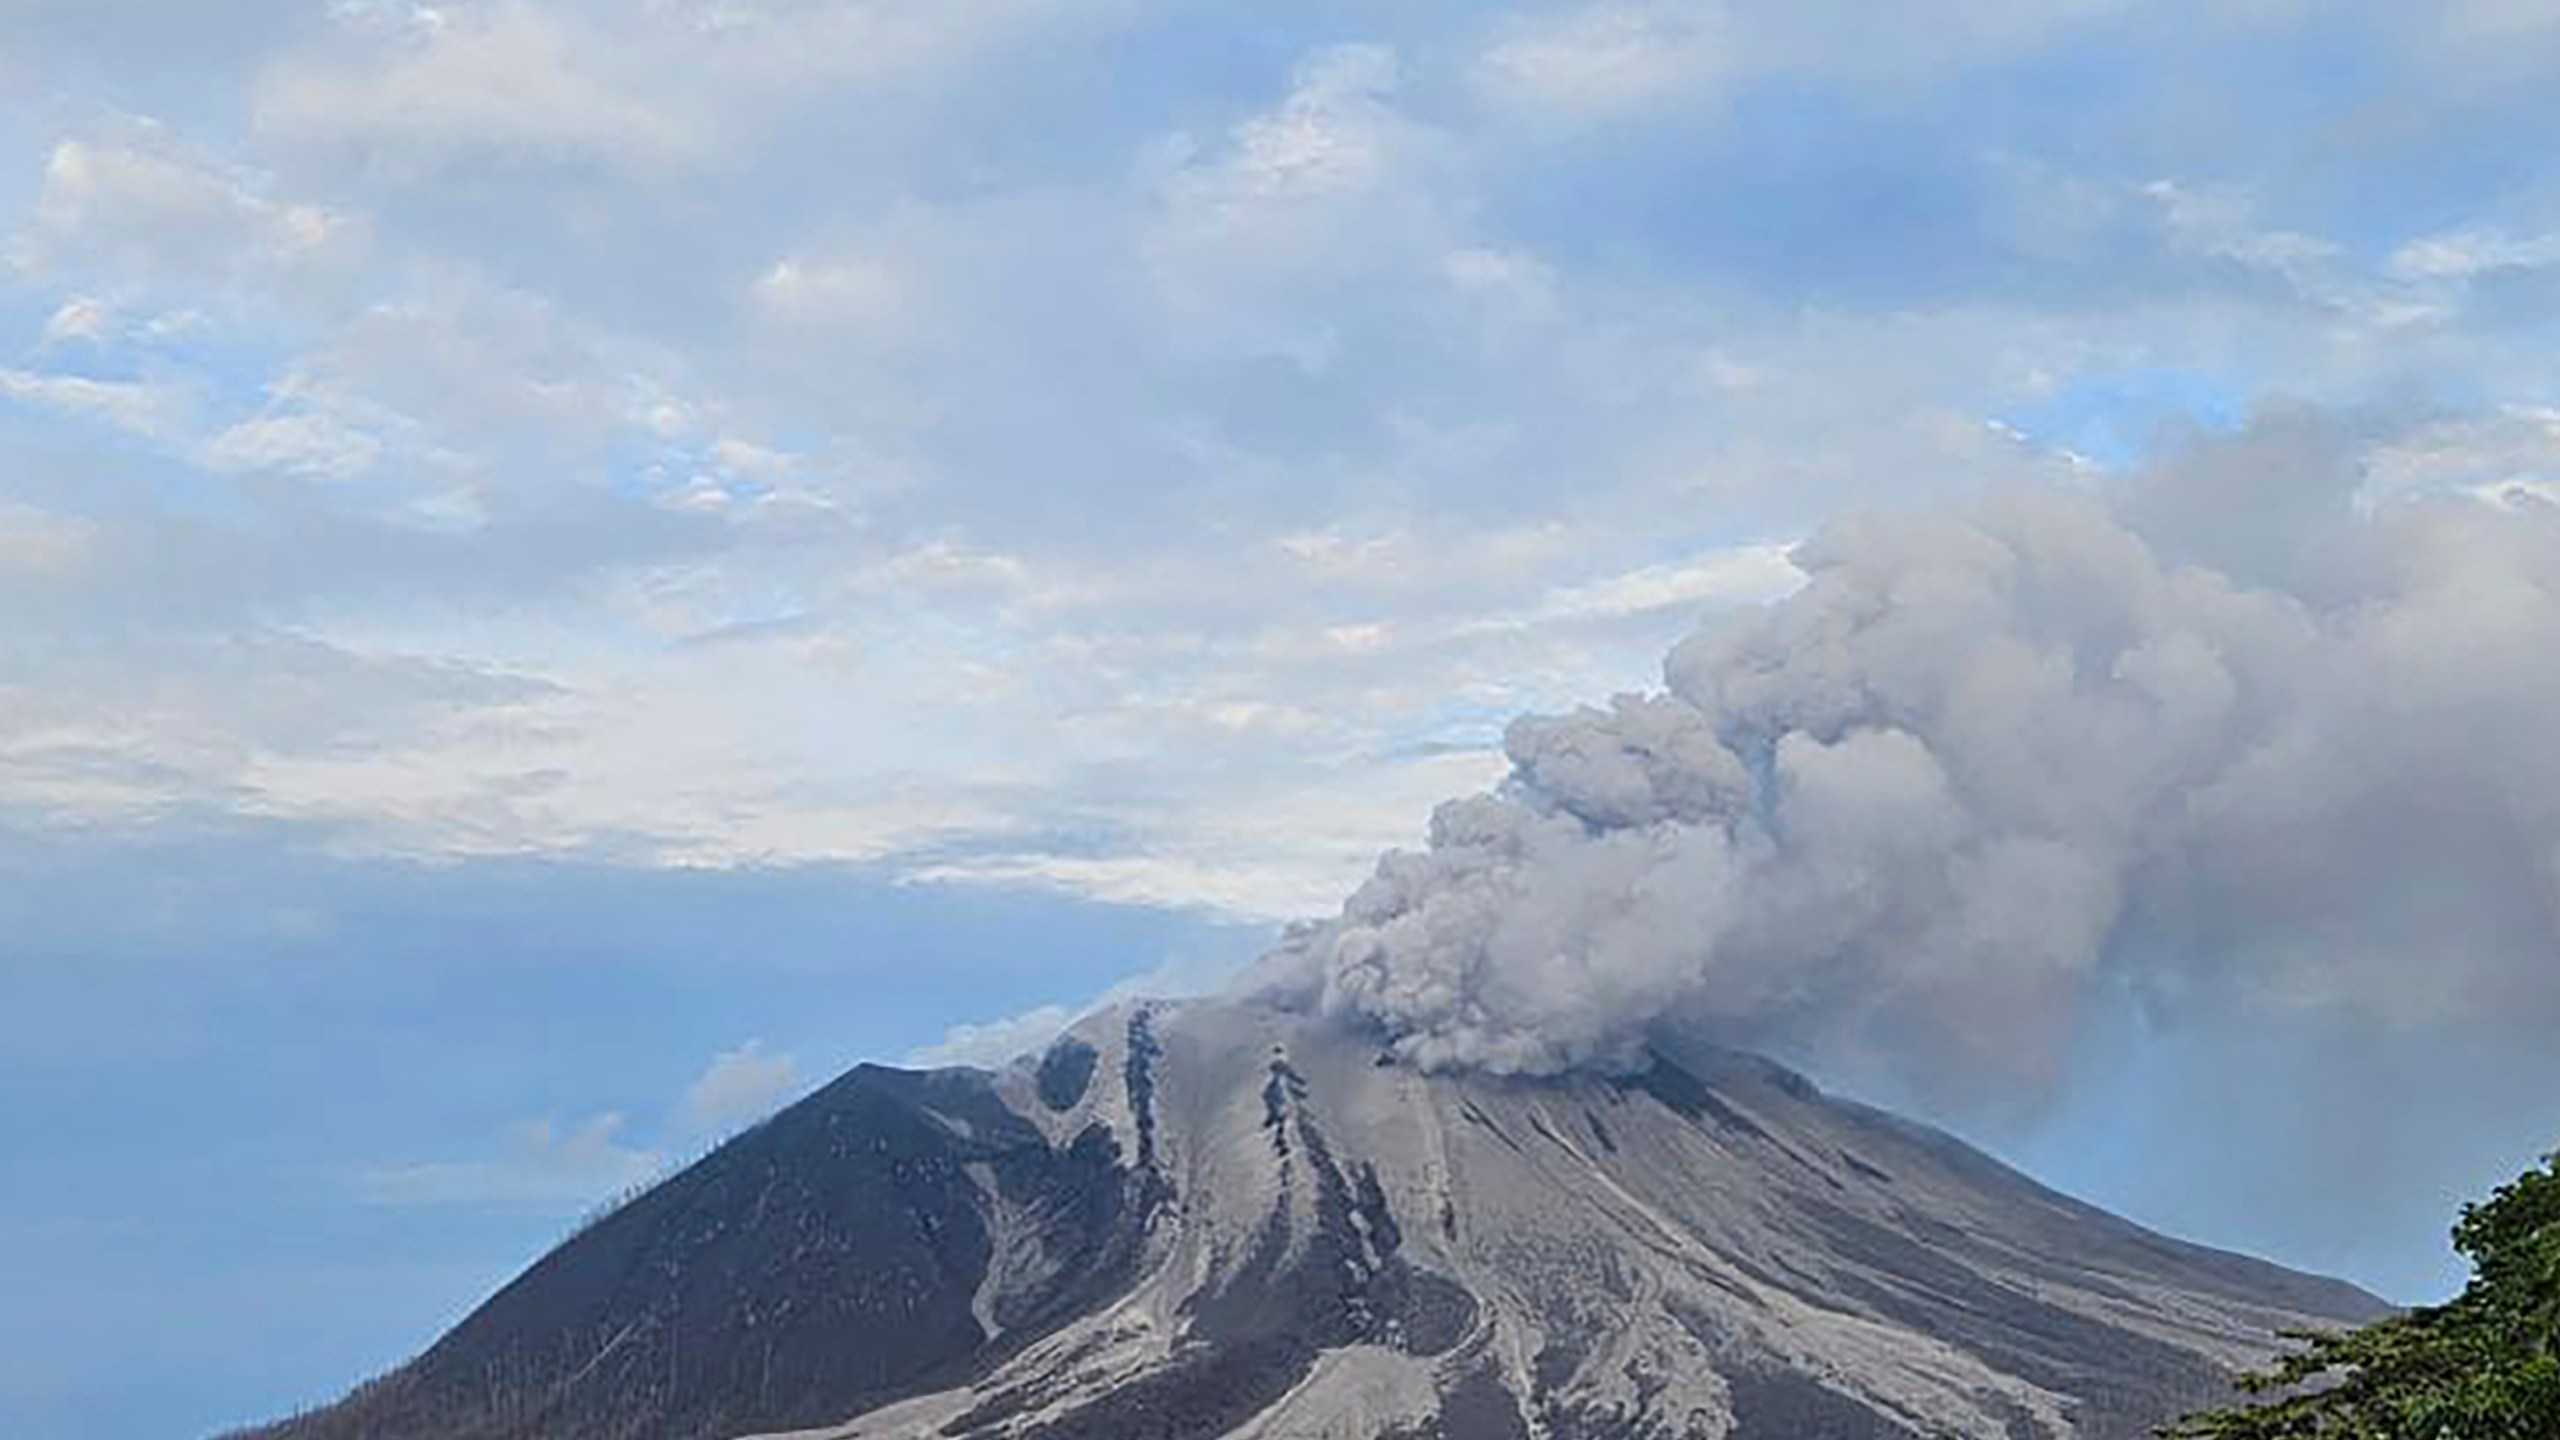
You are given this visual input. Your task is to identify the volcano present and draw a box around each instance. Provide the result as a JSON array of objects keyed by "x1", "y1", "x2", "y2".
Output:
[{"x1": 242, "y1": 999, "x2": 2383, "y2": 1440}]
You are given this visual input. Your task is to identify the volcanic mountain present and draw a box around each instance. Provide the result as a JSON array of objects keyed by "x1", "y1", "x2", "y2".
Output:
[{"x1": 242, "y1": 999, "x2": 2384, "y2": 1440}]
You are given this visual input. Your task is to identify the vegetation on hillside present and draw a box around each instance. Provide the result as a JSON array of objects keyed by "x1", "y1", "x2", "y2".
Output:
[{"x1": 2166, "y1": 1151, "x2": 2560, "y2": 1438}]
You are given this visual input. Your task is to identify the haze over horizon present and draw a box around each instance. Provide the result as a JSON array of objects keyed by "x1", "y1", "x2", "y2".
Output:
[{"x1": 7, "y1": 3, "x2": 2560, "y2": 1436}]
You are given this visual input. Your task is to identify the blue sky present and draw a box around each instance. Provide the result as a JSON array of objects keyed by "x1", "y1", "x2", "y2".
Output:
[{"x1": 7, "y1": 2, "x2": 2560, "y2": 1435}]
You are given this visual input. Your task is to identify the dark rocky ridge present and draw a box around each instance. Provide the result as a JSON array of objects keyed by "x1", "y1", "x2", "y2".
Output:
[
  {"x1": 238, "y1": 1066, "x2": 1152, "y2": 1440},
  {"x1": 240, "y1": 1000, "x2": 2386, "y2": 1440}
]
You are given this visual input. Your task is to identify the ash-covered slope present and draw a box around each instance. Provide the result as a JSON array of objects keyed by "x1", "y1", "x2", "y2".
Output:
[{"x1": 245, "y1": 1000, "x2": 2383, "y2": 1440}]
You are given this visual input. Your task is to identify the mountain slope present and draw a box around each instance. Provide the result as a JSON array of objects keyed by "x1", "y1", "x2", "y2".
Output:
[{"x1": 244, "y1": 1000, "x2": 2384, "y2": 1440}]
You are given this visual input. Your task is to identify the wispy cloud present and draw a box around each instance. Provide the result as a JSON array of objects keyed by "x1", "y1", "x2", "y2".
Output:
[
  {"x1": 676, "y1": 1040, "x2": 806, "y2": 1137},
  {"x1": 352, "y1": 1113, "x2": 661, "y2": 1210},
  {"x1": 902, "y1": 948, "x2": 1250, "y2": 1069}
]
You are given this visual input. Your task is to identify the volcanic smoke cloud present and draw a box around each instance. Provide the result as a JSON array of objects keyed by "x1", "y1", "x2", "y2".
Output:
[{"x1": 1263, "y1": 418, "x2": 2560, "y2": 1107}]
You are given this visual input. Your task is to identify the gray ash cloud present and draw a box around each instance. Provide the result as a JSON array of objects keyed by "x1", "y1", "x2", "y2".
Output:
[{"x1": 1262, "y1": 413, "x2": 2560, "y2": 1113}]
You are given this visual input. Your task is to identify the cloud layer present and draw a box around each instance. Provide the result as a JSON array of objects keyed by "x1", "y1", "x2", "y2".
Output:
[{"x1": 14, "y1": 2, "x2": 2560, "y2": 919}]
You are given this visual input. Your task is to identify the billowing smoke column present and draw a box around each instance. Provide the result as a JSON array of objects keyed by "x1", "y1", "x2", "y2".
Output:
[{"x1": 1263, "y1": 429, "x2": 2560, "y2": 1109}]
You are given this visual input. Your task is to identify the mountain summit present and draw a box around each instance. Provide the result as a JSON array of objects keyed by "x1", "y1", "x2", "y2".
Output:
[{"x1": 246, "y1": 1000, "x2": 2382, "y2": 1440}]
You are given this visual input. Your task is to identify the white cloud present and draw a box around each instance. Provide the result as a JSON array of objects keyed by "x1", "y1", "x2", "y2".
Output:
[
  {"x1": 1509, "y1": 543, "x2": 1803, "y2": 625},
  {"x1": 40, "y1": 296, "x2": 111, "y2": 345},
  {"x1": 252, "y1": 0, "x2": 1125, "y2": 177},
  {"x1": 2140, "y1": 178, "x2": 2345, "y2": 293},
  {"x1": 199, "y1": 410, "x2": 384, "y2": 481},
  {"x1": 902, "y1": 1003, "x2": 1080, "y2": 1070},
  {"x1": 16, "y1": 129, "x2": 352, "y2": 295},
  {"x1": 257, "y1": 2, "x2": 697, "y2": 169},
  {"x1": 0, "y1": 505, "x2": 94, "y2": 576},
  {"x1": 0, "y1": 364, "x2": 391, "y2": 482},
  {"x1": 902, "y1": 948, "x2": 1251, "y2": 1068},
  {"x1": 675, "y1": 1039, "x2": 806, "y2": 1135},
  {"x1": 906, "y1": 746, "x2": 1512, "y2": 918},
  {"x1": 0, "y1": 367, "x2": 191, "y2": 440},
  {"x1": 2389, "y1": 225, "x2": 2560, "y2": 281},
  {"x1": 353, "y1": 1112, "x2": 661, "y2": 1209},
  {"x1": 1472, "y1": 0, "x2": 2148, "y2": 122},
  {"x1": 1476, "y1": 1, "x2": 1734, "y2": 121},
  {"x1": 2361, "y1": 407, "x2": 2560, "y2": 505},
  {"x1": 1148, "y1": 42, "x2": 1451, "y2": 324},
  {"x1": 1272, "y1": 521, "x2": 1581, "y2": 595},
  {"x1": 753, "y1": 254, "x2": 902, "y2": 324},
  {"x1": 0, "y1": 633, "x2": 558, "y2": 836},
  {"x1": 1205, "y1": 43, "x2": 1405, "y2": 204}
]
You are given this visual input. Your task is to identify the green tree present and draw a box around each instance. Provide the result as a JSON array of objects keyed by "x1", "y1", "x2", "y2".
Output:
[{"x1": 2165, "y1": 1151, "x2": 2560, "y2": 1439}]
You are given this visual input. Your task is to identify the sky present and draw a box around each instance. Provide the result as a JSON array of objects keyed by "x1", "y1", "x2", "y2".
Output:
[{"x1": 6, "y1": 2, "x2": 2560, "y2": 1435}]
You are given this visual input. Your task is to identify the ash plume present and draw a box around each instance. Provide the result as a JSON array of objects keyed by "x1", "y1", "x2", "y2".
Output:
[{"x1": 1262, "y1": 414, "x2": 2560, "y2": 1113}]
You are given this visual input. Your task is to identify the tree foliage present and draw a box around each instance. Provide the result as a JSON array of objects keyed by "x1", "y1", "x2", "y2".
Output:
[{"x1": 2165, "y1": 1151, "x2": 2560, "y2": 1439}]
